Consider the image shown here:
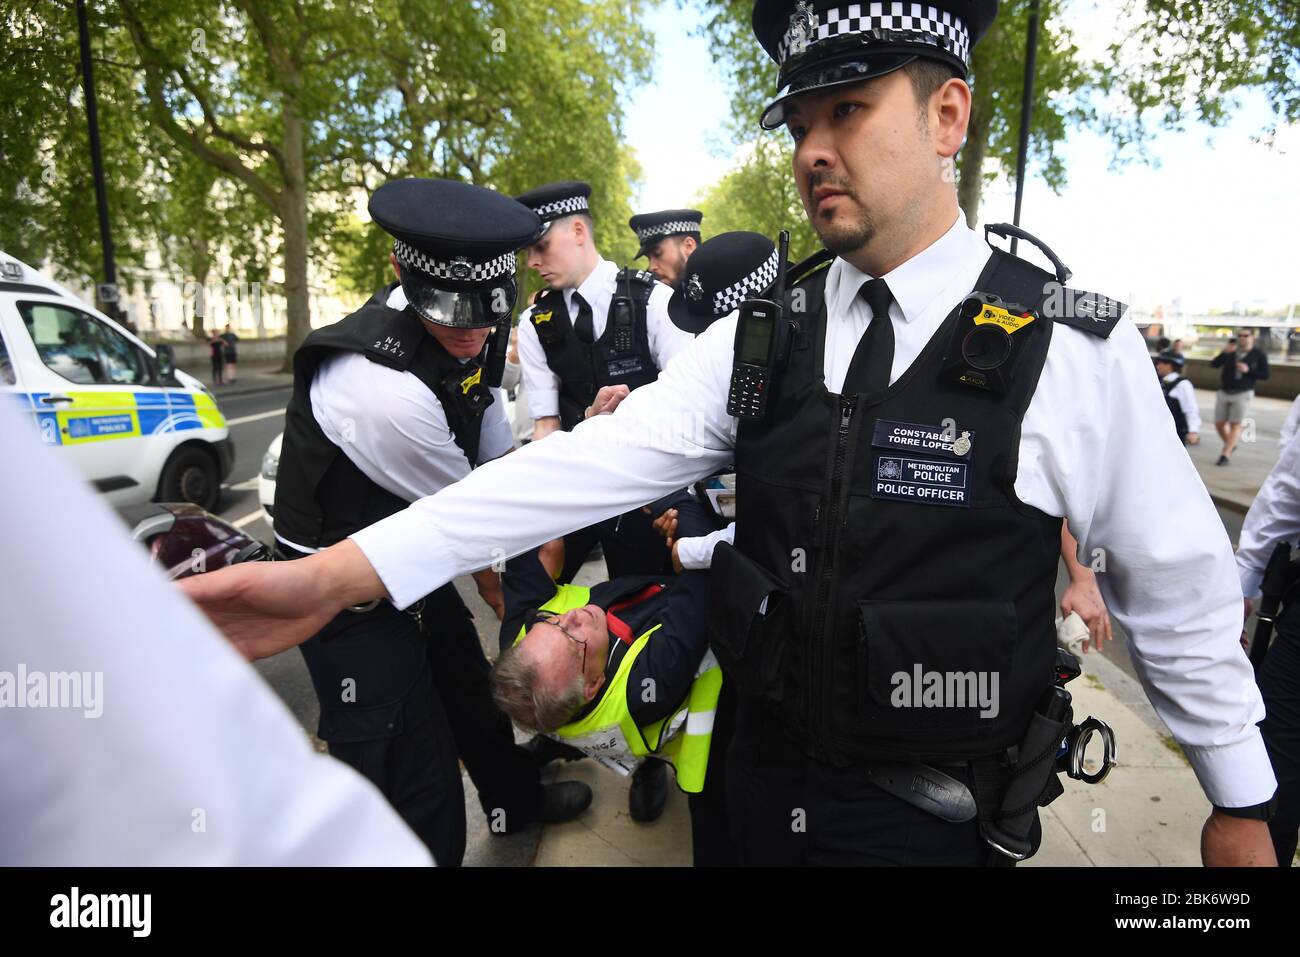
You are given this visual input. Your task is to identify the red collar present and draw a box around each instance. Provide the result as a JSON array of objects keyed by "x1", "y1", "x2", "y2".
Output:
[{"x1": 604, "y1": 583, "x2": 665, "y2": 646}]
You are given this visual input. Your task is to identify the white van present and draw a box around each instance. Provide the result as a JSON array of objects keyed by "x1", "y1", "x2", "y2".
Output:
[{"x1": 0, "y1": 252, "x2": 232, "y2": 510}]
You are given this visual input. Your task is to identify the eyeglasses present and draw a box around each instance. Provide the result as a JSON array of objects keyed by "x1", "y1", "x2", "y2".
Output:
[{"x1": 533, "y1": 610, "x2": 587, "y2": 675}]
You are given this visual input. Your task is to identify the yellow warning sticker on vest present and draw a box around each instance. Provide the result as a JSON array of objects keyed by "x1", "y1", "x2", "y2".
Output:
[
  {"x1": 459, "y1": 367, "x2": 482, "y2": 394},
  {"x1": 973, "y1": 304, "x2": 1035, "y2": 333},
  {"x1": 532, "y1": 310, "x2": 553, "y2": 324}
]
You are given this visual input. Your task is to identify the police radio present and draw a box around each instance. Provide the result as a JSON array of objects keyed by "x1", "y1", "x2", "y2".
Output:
[
  {"x1": 609, "y1": 272, "x2": 638, "y2": 355},
  {"x1": 727, "y1": 230, "x2": 789, "y2": 420},
  {"x1": 483, "y1": 318, "x2": 511, "y2": 389}
]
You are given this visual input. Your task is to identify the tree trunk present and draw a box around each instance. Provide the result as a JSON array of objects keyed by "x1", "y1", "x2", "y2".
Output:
[
  {"x1": 957, "y1": 99, "x2": 989, "y2": 228},
  {"x1": 279, "y1": 99, "x2": 310, "y2": 372},
  {"x1": 187, "y1": 233, "x2": 211, "y2": 338}
]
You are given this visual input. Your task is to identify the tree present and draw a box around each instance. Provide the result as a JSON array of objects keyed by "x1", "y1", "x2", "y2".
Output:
[
  {"x1": 696, "y1": 137, "x2": 819, "y2": 260},
  {"x1": 694, "y1": 0, "x2": 1298, "y2": 230}
]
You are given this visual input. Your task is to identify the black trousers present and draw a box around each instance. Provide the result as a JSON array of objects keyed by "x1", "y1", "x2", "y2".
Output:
[
  {"x1": 723, "y1": 703, "x2": 993, "y2": 866},
  {"x1": 560, "y1": 507, "x2": 674, "y2": 583},
  {"x1": 1259, "y1": 600, "x2": 1300, "y2": 865},
  {"x1": 299, "y1": 581, "x2": 539, "y2": 866}
]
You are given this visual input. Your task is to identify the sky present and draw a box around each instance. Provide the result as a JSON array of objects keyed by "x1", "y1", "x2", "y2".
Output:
[{"x1": 624, "y1": 1, "x2": 1300, "y2": 315}]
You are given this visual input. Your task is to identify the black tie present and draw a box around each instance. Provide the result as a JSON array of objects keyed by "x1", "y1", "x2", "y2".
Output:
[
  {"x1": 571, "y1": 291, "x2": 595, "y2": 344},
  {"x1": 848, "y1": 278, "x2": 895, "y2": 394}
]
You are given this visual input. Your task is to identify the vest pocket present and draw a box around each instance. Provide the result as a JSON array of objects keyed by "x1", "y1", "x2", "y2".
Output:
[
  {"x1": 708, "y1": 542, "x2": 791, "y2": 704},
  {"x1": 854, "y1": 599, "x2": 1018, "y2": 734}
]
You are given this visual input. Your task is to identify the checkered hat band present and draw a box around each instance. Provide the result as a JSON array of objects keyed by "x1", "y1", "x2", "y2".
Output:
[
  {"x1": 392, "y1": 240, "x2": 515, "y2": 283},
  {"x1": 714, "y1": 250, "x2": 781, "y2": 315},
  {"x1": 778, "y1": 2, "x2": 971, "y2": 68},
  {"x1": 533, "y1": 195, "x2": 590, "y2": 220},
  {"x1": 635, "y1": 221, "x2": 701, "y2": 243}
]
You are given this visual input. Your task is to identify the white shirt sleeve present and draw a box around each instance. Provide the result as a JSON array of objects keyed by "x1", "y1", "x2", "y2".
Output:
[
  {"x1": 1172, "y1": 378, "x2": 1201, "y2": 435},
  {"x1": 0, "y1": 402, "x2": 430, "y2": 866},
  {"x1": 517, "y1": 305, "x2": 561, "y2": 420},
  {"x1": 1281, "y1": 395, "x2": 1300, "y2": 447},
  {"x1": 646, "y1": 281, "x2": 696, "y2": 370},
  {"x1": 1237, "y1": 431, "x2": 1300, "y2": 599},
  {"x1": 500, "y1": 356, "x2": 521, "y2": 393},
  {"x1": 1017, "y1": 319, "x2": 1274, "y2": 807},
  {"x1": 311, "y1": 352, "x2": 477, "y2": 501},
  {"x1": 676, "y1": 522, "x2": 736, "y2": 570},
  {"x1": 351, "y1": 316, "x2": 741, "y2": 608}
]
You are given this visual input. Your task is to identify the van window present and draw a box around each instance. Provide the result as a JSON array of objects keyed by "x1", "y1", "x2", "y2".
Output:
[
  {"x1": 17, "y1": 302, "x2": 146, "y2": 386},
  {"x1": 0, "y1": 329, "x2": 14, "y2": 385}
]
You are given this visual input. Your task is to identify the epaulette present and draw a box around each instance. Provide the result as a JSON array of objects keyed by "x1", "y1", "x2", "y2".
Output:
[{"x1": 984, "y1": 223, "x2": 1126, "y2": 339}]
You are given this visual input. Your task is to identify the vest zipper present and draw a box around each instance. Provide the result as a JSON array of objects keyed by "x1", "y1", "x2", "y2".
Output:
[{"x1": 809, "y1": 396, "x2": 855, "y2": 744}]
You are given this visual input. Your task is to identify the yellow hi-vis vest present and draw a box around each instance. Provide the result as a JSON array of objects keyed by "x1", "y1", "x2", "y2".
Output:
[{"x1": 515, "y1": 582, "x2": 722, "y2": 793}]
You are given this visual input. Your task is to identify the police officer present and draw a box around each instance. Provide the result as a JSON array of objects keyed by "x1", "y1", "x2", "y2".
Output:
[
  {"x1": 513, "y1": 182, "x2": 697, "y2": 821},
  {"x1": 628, "y1": 208, "x2": 704, "y2": 289},
  {"x1": 182, "y1": 1, "x2": 1278, "y2": 867},
  {"x1": 269, "y1": 179, "x2": 591, "y2": 865},
  {"x1": 1239, "y1": 433, "x2": 1299, "y2": 864},
  {"x1": 1154, "y1": 350, "x2": 1201, "y2": 445}
]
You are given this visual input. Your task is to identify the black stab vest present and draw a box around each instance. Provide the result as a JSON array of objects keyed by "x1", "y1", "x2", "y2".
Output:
[
  {"x1": 712, "y1": 248, "x2": 1090, "y2": 767},
  {"x1": 1161, "y1": 376, "x2": 1189, "y2": 440},
  {"x1": 273, "y1": 284, "x2": 496, "y2": 550},
  {"x1": 529, "y1": 268, "x2": 659, "y2": 430}
]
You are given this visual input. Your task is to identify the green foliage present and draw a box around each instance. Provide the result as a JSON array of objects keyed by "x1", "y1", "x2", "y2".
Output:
[{"x1": 696, "y1": 138, "x2": 819, "y2": 261}]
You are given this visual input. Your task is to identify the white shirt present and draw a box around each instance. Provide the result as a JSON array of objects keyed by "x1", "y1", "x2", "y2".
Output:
[
  {"x1": 1281, "y1": 394, "x2": 1300, "y2": 447},
  {"x1": 1161, "y1": 371, "x2": 1202, "y2": 435},
  {"x1": 296, "y1": 286, "x2": 513, "y2": 522},
  {"x1": 1237, "y1": 431, "x2": 1300, "y2": 599},
  {"x1": 516, "y1": 258, "x2": 695, "y2": 420},
  {"x1": 677, "y1": 522, "x2": 736, "y2": 570},
  {"x1": 353, "y1": 215, "x2": 1275, "y2": 808},
  {"x1": 0, "y1": 401, "x2": 431, "y2": 865}
]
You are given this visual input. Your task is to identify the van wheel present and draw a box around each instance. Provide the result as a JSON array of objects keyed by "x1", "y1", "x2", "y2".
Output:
[{"x1": 159, "y1": 447, "x2": 220, "y2": 511}]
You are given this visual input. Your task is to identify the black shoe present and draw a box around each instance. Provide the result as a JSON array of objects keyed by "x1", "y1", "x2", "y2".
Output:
[
  {"x1": 628, "y1": 758, "x2": 670, "y2": 823},
  {"x1": 534, "y1": 781, "x2": 592, "y2": 824},
  {"x1": 1216, "y1": 454, "x2": 1230, "y2": 466},
  {"x1": 522, "y1": 734, "x2": 587, "y2": 770}
]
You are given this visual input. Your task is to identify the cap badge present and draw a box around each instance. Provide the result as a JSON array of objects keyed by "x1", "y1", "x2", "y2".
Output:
[
  {"x1": 686, "y1": 274, "x2": 704, "y2": 302},
  {"x1": 449, "y1": 257, "x2": 472, "y2": 280},
  {"x1": 785, "y1": 1, "x2": 817, "y2": 58}
]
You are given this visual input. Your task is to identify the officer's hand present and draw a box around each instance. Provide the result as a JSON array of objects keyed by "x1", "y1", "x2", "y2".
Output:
[
  {"x1": 473, "y1": 568, "x2": 505, "y2": 621},
  {"x1": 1201, "y1": 812, "x2": 1277, "y2": 866},
  {"x1": 1060, "y1": 573, "x2": 1112, "y2": 651},
  {"x1": 586, "y1": 384, "x2": 630, "y2": 418},
  {"x1": 1187, "y1": 432, "x2": 1200, "y2": 445},
  {"x1": 652, "y1": 507, "x2": 678, "y2": 546},
  {"x1": 177, "y1": 540, "x2": 385, "y2": 661}
]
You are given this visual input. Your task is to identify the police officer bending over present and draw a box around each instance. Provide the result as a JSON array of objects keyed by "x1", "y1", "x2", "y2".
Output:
[
  {"x1": 270, "y1": 179, "x2": 590, "y2": 865},
  {"x1": 182, "y1": 0, "x2": 1278, "y2": 867}
]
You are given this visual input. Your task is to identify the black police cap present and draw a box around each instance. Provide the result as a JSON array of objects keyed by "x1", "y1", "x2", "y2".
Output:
[
  {"x1": 752, "y1": 0, "x2": 999, "y2": 128},
  {"x1": 668, "y1": 231, "x2": 780, "y2": 335},
  {"x1": 514, "y1": 181, "x2": 593, "y2": 233},
  {"x1": 367, "y1": 178, "x2": 540, "y2": 328},
  {"x1": 629, "y1": 209, "x2": 704, "y2": 257},
  {"x1": 1154, "y1": 351, "x2": 1185, "y2": 369}
]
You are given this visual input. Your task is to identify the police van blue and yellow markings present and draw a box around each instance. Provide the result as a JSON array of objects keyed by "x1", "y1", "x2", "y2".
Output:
[{"x1": 24, "y1": 389, "x2": 225, "y2": 446}]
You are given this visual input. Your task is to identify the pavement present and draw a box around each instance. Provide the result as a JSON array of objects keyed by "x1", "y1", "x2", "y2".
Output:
[
  {"x1": 181, "y1": 359, "x2": 294, "y2": 398},
  {"x1": 203, "y1": 356, "x2": 1296, "y2": 867}
]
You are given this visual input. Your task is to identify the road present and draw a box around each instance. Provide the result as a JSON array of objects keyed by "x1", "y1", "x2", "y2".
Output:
[{"x1": 210, "y1": 383, "x2": 1257, "y2": 729}]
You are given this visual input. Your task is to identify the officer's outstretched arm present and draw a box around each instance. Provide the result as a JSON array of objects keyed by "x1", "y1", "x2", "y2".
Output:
[{"x1": 177, "y1": 320, "x2": 739, "y2": 655}]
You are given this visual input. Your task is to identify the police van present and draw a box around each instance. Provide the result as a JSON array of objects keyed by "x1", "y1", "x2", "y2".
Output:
[{"x1": 1, "y1": 252, "x2": 233, "y2": 511}]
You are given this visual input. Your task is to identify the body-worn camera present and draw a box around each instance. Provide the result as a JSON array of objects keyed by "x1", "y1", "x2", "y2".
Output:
[{"x1": 941, "y1": 293, "x2": 1039, "y2": 394}]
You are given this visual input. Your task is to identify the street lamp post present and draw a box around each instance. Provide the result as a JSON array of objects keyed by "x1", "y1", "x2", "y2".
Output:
[
  {"x1": 75, "y1": 0, "x2": 122, "y2": 327},
  {"x1": 1011, "y1": 0, "x2": 1042, "y2": 257}
]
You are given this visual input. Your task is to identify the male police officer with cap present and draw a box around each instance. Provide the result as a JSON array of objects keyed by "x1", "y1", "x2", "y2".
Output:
[
  {"x1": 271, "y1": 178, "x2": 591, "y2": 865},
  {"x1": 629, "y1": 209, "x2": 704, "y2": 290},
  {"x1": 182, "y1": 1, "x2": 1278, "y2": 867}
]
